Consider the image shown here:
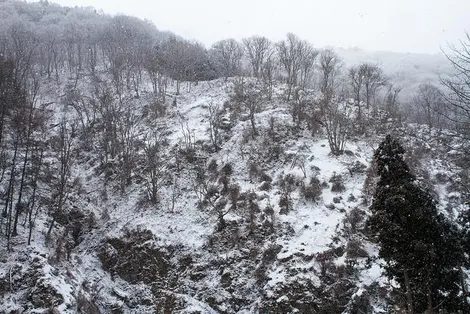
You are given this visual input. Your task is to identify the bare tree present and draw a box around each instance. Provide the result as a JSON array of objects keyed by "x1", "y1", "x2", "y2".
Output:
[
  {"x1": 317, "y1": 49, "x2": 342, "y2": 114},
  {"x1": 0, "y1": 56, "x2": 26, "y2": 149},
  {"x1": 207, "y1": 103, "x2": 222, "y2": 152},
  {"x1": 277, "y1": 33, "x2": 304, "y2": 100},
  {"x1": 62, "y1": 17, "x2": 83, "y2": 75},
  {"x1": 361, "y1": 63, "x2": 387, "y2": 113},
  {"x1": 12, "y1": 80, "x2": 40, "y2": 237},
  {"x1": 348, "y1": 65, "x2": 365, "y2": 120},
  {"x1": 232, "y1": 82, "x2": 265, "y2": 139},
  {"x1": 27, "y1": 142, "x2": 44, "y2": 245},
  {"x1": 5, "y1": 20, "x2": 38, "y2": 84},
  {"x1": 441, "y1": 32, "x2": 470, "y2": 136},
  {"x1": 116, "y1": 98, "x2": 141, "y2": 194},
  {"x1": 261, "y1": 48, "x2": 277, "y2": 100},
  {"x1": 145, "y1": 43, "x2": 165, "y2": 96},
  {"x1": 383, "y1": 83, "x2": 402, "y2": 121},
  {"x1": 211, "y1": 39, "x2": 243, "y2": 80},
  {"x1": 100, "y1": 15, "x2": 156, "y2": 98},
  {"x1": 158, "y1": 37, "x2": 213, "y2": 94},
  {"x1": 298, "y1": 44, "x2": 318, "y2": 89},
  {"x1": 93, "y1": 80, "x2": 119, "y2": 168},
  {"x1": 316, "y1": 50, "x2": 350, "y2": 154},
  {"x1": 159, "y1": 37, "x2": 189, "y2": 95},
  {"x1": 412, "y1": 83, "x2": 446, "y2": 129},
  {"x1": 142, "y1": 132, "x2": 167, "y2": 204},
  {"x1": 323, "y1": 100, "x2": 352, "y2": 155},
  {"x1": 47, "y1": 113, "x2": 75, "y2": 237},
  {"x1": 192, "y1": 167, "x2": 230, "y2": 231},
  {"x1": 37, "y1": 23, "x2": 62, "y2": 81},
  {"x1": 243, "y1": 36, "x2": 272, "y2": 79}
]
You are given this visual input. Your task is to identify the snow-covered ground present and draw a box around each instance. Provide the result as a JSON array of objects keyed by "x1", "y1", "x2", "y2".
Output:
[{"x1": 0, "y1": 74, "x2": 468, "y2": 313}]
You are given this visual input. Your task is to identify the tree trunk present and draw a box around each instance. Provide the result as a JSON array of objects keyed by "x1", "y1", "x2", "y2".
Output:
[
  {"x1": 28, "y1": 148, "x2": 43, "y2": 245},
  {"x1": 11, "y1": 143, "x2": 29, "y2": 236},
  {"x1": 5, "y1": 138, "x2": 19, "y2": 250},
  {"x1": 250, "y1": 112, "x2": 257, "y2": 139},
  {"x1": 404, "y1": 270, "x2": 414, "y2": 314},
  {"x1": 460, "y1": 267, "x2": 470, "y2": 311}
]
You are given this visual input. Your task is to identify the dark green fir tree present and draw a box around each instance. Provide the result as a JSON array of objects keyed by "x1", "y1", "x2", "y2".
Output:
[{"x1": 367, "y1": 135, "x2": 467, "y2": 314}]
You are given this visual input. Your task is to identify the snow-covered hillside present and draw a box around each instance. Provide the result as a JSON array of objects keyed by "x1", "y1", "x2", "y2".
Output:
[{"x1": 1, "y1": 72, "x2": 468, "y2": 313}]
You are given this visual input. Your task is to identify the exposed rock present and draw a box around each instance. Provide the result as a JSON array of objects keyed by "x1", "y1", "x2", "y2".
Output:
[
  {"x1": 98, "y1": 230, "x2": 173, "y2": 285},
  {"x1": 28, "y1": 277, "x2": 64, "y2": 309}
]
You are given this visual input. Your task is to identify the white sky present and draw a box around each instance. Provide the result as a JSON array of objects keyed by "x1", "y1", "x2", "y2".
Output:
[{"x1": 47, "y1": 0, "x2": 469, "y2": 53}]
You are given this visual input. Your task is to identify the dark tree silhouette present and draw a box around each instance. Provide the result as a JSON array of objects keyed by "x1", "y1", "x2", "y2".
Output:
[{"x1": 367, "y1": 135, "x2": 467, "y2": 313}]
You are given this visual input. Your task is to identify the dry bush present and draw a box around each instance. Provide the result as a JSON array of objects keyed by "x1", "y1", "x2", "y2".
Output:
[
  {"x1": 221, "y1": 163, "x2": 233, "y2": 176},
  {"x1": 344, "y1": 208, "x2": 366, "y2": 232},
  {"x1": 363, "y1": 160, "x2": 378, "y2": 201},
  {"x1": 329, "y1": 173, "x2": 346, "y2": 193},
  {"x1": 228, "y1": 183, "x2": 240, "y2": 208},
  {"x1": 255, "y1": 244, "x2": 282, "y2": 284},
  {"x1": 248, "y1": 161, "x2": 272, "y2": 184},
  {"x1": 345, "y1": 239, "x2": 368, "y2": 259},
  {"x1": 258, "y1": 181, "x2": 271, "y2": 191},
  {"x1": 434, "y1": 172, "x2": 449, "y2": 184},
  {"x1": 263, "y1": 139, "x2": 285, "y2": 162},
  {"x1": 207, "y1": 159, "x2": 218, "y2": 175},
  {"x1": 316, "y1": 249, "x2": 337, "y2": 278},
  {"x1": 259, "y1": 171, "x2": 273, "y2": 183},
  {"x1": 150, "y1": 97, "x2": 167, "y2": 117},
  {"x1": 248, "y1": 161, "x2": 260, "y2": 181},
  {"x1": 301, "y1": 176, "x2": 322, "y2": 202},
  {"x1": 218, "y1": 175, "x2": 230, "y2": 194},
  {"x1": 262, "y1": 204, "x2": 275, "y2": 233},
  {"x1": 278, "y1": 173, "x2": 301, "y2": 214},
  {"x1": 77, "y1": 290, "x2": 101, "y2": 314}
]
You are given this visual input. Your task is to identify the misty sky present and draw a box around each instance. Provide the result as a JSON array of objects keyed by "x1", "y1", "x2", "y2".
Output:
[{"x1": 48, "y1": 0, "x2": 469, "y2": 54}]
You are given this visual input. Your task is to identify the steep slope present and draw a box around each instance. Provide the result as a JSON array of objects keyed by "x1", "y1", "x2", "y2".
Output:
[{"x1": 0, "y1": 74, "x2": 468, "y2": 313}]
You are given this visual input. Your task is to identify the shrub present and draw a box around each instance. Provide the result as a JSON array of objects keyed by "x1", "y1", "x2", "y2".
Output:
[
  {"x1": 279, "y1": 195, "x2": 290, "y2": 215},
  {"x1": 267, "y1": 143, "x2": 284, "y2": 162},
  {"x1": 362, "y1": 161, "x2": 378, "y2": 201},
  {"x1": 228, "y1": 184, "x2": 240, "y2": 209},
  {"x1": 207, "y1": 159, "x2": 218, "y2": 174},
  {"x1": 248, "y1": 162, "x2": 260, "y2": 181},
  {"x1": 345, "y1": 208, "x2": 366, "y2": 232},
  {"x1": 255, "y1": 244, "x2": 282, "y2": 284},
  {"x1": 263, "y1": 204, "x2": 275, "y2": 233},
  {"x1": 333, "y1": 196, "x2": 342, "y2": 204},
  {"x1": 278, "y1": 173, "x2": 301, "y2": 214},
  {"x1": 205, "y1": 184, "x2": 219, "y2": 201},
  {"x1": 348, "y1": 161, "x2": 367, "y2": 175},
  {"x1": 218, "y1": 175, "x2": 230, "y2": 194},
  {"x1": 221, "y1": 163, "x2": 233, "y2": 176},
  {"x1": 316, "y1": 250, "x2": 336, "y2": 277},
  {"x1": 258, "y1": 181, "x2": 271, "y2": 191},
  {"x1": 346, "y1": 239, "x2": 368, "y2": 259},
  {"x1": 434, "y1": 172, "x2": 449, "y2": 184},
  {"x1": 259, "y1": 171, "x2": 273, "y2": 183},
  {"x1": 329, "y1": 173, "x2": 346, "y2": 193},
  {"x1": 262, "y1": 244, "x2": 282, "y2": 263},
  {"x1": 279, "y1": 173, "x2": 301, "y2": 189},
  {"x1": 228, "y1": 184, "x2": 240, "y2": 201},
  {"x1": 301, "y1": 176, "x2": 322, "y2": 201},
  {"x1": 347, "y1": 194, "x2": 357, "y2": 202},
  {"x1": 77, "y1": 290, "x2": 100, "y2": 314}
]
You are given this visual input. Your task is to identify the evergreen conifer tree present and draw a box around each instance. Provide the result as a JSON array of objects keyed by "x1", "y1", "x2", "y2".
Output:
[{"x1": 367, "y1": 135, "x2": 467, "y2": 313}]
